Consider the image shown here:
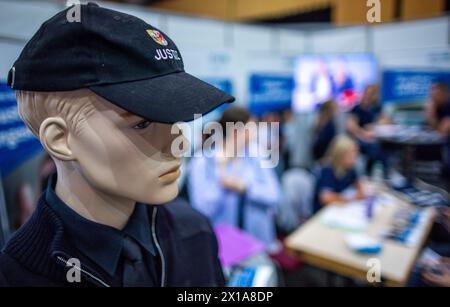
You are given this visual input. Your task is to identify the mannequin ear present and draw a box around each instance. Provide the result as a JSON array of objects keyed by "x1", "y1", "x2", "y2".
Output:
[{"x1": 39, "y1": 117, "x2": 75, "y2": 161}]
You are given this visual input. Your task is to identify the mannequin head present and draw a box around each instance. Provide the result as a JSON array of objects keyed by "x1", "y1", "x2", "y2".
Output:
[
  {"x1": 8, "y1": 3, "x2": 233, "y2": 229},
  {"x1": 17, "y1": 89, "x2": 185, "y2": 205}
]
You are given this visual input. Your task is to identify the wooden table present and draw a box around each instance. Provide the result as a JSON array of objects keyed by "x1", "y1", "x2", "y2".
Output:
[{"x1": 285, "y1": 188, "x2": 436, "y2": 287}]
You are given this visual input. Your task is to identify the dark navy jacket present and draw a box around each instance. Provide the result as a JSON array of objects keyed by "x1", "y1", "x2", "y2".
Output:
[{"x1": 0, "y1": 193, "x2": 225, "y2": 287}]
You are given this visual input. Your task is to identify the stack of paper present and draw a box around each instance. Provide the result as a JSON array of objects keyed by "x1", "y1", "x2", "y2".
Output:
[{"x1": 320, "y1": 201, "x2": 370, "y2": 232}]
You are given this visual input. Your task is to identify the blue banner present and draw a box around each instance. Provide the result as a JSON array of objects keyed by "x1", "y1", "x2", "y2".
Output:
[
  {"x1": 382, "y1": 70, "x2": 450, "y2": 104},
  {"x1": 0, "y1": 82, "x2": 43, "y2": 177},
  {"x1": 204, "y1": 78, "x2": 233, "y2": 96},
  {"x1": 249, "y1": 74, "x2": 293, "y2": 116}
]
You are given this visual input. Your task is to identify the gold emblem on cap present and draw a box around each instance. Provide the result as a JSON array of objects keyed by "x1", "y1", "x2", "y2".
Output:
[{"x1": 146, "y1": 29, "x2": 168, "y2": 46}]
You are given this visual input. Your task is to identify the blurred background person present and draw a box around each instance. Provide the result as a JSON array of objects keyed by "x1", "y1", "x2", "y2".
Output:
[
  {"x1": 425, "y1": 82, "x2": 450, "y2": 172},
  {"x1": 421, "y1": 257, "x2": 450, "y2": 287},
  {"x1": 259, "y1": 111, "x2": 285, "y2": 177},
  {"x1": 313, "y1": 135, "x2": 366, "y2": 214},
  {"x1": 312, "y1": 100, "x2": 338, "y2": 163},
  {"x1": 188, "y1": 107, "x2": 282, "y2": 252},
  {"x1": 421, "y1": 207, "x2": 450, "y2": 287},
  {"x1": 425, "y1": 82, "x2": 450, "y2": 135},
  {"x1": 408, "y1": 207, "x2": 450, "y2": 287},
  {"x1": 346, "y1": 84, "x2": 390, "y2": 175},
  {"x1": 425, "y1": 82, "x2": 450, "y2": 185},
  {"x1": 280, "y1": 109, "x2": 295, "y2": 172}
]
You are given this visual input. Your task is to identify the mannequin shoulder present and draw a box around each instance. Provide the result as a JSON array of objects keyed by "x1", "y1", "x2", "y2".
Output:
[
  {"x1": 0, "y1": 252, "x2": 21, "y2": 286},
  {"x1": 0, "y1": 252, "x2": 62, "y2": 287},
  {"x1": 0, "y1": 255, "x2": 7, "y2": 287}
]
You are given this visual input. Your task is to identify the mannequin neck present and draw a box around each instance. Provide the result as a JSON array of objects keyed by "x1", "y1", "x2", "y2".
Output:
[{"x1": 54, "y1": 161, "x2": 135, "y2": 230}]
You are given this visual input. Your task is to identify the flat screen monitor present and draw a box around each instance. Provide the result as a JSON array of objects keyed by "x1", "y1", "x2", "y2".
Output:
[{"x1": 292, "y1": 54, "x2": 378, "y2": 112}]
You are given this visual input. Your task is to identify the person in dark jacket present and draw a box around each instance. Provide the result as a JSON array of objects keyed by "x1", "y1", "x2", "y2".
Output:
[
  {"x1": 0, "y1": 3, "x2": 234, "y2": 287},
  {"x1": 425, "y1": 82, "x2": 450, "y2": 185},
  {"x1": 346, "y1": 84, "x2": 390, "y2": 175},
  {"x1": 312, "y1": 100, "x2": 337, "y2": 162}
]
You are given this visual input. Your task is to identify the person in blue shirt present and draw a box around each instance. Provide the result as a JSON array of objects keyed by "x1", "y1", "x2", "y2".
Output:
[
  {"x1": 347, "y1": 84, "x2": 390, "y2": 175},
  {"x1": 312, "y1": 100, "x2": 337, "y2": 162},
  {"x1": 313, "y1": 135, "x2": 366, "y2": 214},
  {"x1": 188, "y1": 107, "x2": 281, "y2": 252}
]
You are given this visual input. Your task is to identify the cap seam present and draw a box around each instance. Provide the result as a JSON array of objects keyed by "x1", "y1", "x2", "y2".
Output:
[{"x1": 83, "y1": 3, "x2": 101, "y2": 86}]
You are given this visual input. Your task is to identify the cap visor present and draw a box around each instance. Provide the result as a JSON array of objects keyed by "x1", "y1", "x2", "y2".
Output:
[{"x1": 89, "y1": 71, "x2": 235, "y2": 123}]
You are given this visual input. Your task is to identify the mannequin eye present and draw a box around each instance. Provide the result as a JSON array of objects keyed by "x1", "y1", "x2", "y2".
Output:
[{"x1": 133, "y1": 120, "x2": 152, "y2": 130}]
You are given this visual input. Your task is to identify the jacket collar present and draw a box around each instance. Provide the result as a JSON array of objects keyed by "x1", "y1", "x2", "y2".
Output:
[
  {"x1": 44, "y1": 174, "x2": 156, "y2": 277},
  {"x1": 2, "y1": 195, "x2": 111, "y2": 287}
]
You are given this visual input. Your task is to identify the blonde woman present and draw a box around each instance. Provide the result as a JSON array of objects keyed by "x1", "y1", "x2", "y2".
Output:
[{"x1": 313, "y1": 135, "x2": 366, "y2": 213}]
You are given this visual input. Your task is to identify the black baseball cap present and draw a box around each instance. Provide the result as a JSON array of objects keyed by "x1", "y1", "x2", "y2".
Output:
[{"x1": 7, "y1": 2, "x2": 234, "y2": 123}]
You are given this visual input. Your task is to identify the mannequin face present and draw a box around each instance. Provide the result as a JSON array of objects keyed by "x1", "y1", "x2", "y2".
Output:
[{"x1": 41, "y1": 92, "x2": 185, "y2": 205}]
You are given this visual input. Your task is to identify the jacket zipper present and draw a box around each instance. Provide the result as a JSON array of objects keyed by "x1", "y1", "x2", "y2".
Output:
[
  {"x1": 55, "y1": 255, "x2": 110, "y2": 287},
  {"x1": 52, "y1": 207, "x2": 165, "y2": 287},
  {"x1": 152, "y1": 207, "x2": 165, "y2": 287}
]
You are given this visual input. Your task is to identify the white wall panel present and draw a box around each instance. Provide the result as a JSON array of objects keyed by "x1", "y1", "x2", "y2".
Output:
[
  {"x1": 279, "y1": 29, "x2": 307, "y2": 55},
  {"x1": 310, "y1": 26, "x2": 368, "y2": 53},
  {"x1": 372, "y1": 17, "x2": 449, "y2": 52},
  {"x1": 165, "y1": 15, "x2": 226, "y2": 50},
  {"x1": 233, "y1": 24, "x2": 273, "y2": 51}
]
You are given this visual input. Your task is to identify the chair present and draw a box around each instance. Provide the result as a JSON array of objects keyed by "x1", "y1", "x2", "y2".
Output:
[{"x1": 276, "y1": 168, "x2": 315, "y2": 233}]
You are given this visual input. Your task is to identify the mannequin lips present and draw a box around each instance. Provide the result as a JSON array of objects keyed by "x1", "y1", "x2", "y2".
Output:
[{"x1": 158, "y1": 165, "x2": 181, "y2": 183}]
